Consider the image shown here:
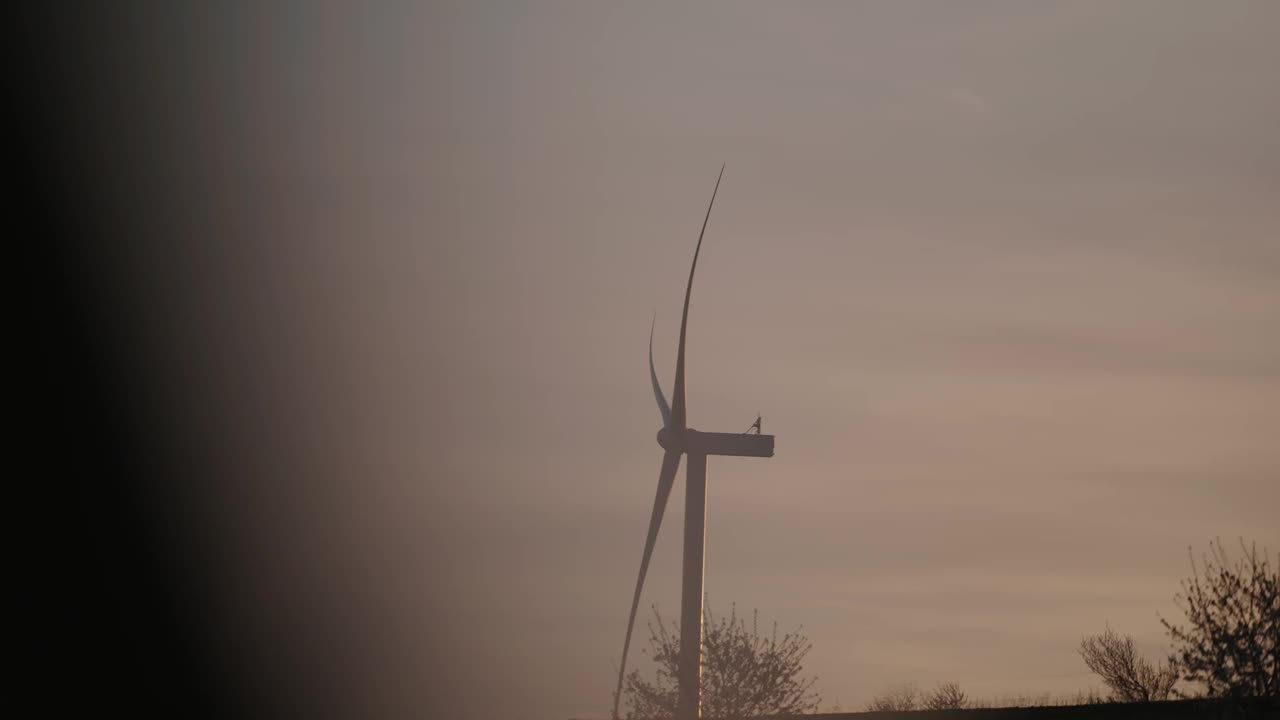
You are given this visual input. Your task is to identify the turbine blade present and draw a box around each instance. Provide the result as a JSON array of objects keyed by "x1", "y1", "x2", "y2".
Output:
[
  {"x1": 613, "y1": 449, "x2": 682, "y2": 720},
  {"x1": 649, "y1": 314, "x2": 671, "y2": 428},
  {"x1": 669, "y1": 163, "x2": 725, "y2": 432}
]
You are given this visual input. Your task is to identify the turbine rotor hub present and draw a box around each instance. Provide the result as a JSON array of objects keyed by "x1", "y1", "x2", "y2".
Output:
[{"x1": 656, "y1": 427, "x2": 681, "y2": 452}]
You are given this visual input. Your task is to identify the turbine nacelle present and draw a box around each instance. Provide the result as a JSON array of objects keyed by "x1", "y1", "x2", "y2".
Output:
[{"x1": 658, "y1": 427, "x2": 775, "y2": 457}]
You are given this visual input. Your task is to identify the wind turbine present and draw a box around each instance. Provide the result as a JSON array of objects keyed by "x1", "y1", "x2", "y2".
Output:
[{"x1": 612, "y1": 166, "x2": 775, "y2": 720}]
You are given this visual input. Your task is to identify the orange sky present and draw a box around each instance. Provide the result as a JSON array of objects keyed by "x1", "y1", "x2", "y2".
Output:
[{"x1": 114, "y1": 3, "x2": 1280, "y2": 718}]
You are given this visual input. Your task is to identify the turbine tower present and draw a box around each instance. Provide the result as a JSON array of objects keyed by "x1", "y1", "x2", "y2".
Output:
[{"x1": 612, "y1": 166, "x2": 775, "y2": 720}]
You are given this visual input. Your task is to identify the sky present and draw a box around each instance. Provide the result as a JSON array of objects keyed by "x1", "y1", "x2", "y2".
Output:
[{"x1": 79, "y1": 2, "x2": 1279, "y2": 718}]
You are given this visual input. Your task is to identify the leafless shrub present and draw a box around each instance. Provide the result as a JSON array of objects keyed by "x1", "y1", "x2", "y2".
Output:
[
  {"x1": 619, "y1": 603, "x2": 820, "y2": 719},
  {"x1": 1079, "y1": 626, "x2": 1178, "y2": 701},
  {"x1": 923, "y1": 681, "x2": 968, "y2": 710},
  {"x1": 1161, "y1": 538, "x2": 1279, "y2": 698}
]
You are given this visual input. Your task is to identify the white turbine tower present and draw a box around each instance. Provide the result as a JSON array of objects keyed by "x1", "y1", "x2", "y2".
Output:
[{"x1": 612, "y1": 166, "x2": 775, "y2": 720}]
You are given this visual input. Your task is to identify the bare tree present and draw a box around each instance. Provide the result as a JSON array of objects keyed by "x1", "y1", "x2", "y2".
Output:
[
  {"x1": 619, "y1": 603, "x2": 821, "y2": 719},
  {"x1": 924, "y1": 681, "x2": 969, "y2": 710},
  {"x1": 864, "y1": 684, "x2": 918, "y2": 712},
  {"x1": 1161, "y1": 539, "x2": 1279, "y2": 698},
  {"x1": 1079, "y1": 626, "x2": 1178, "y2": 702}
]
